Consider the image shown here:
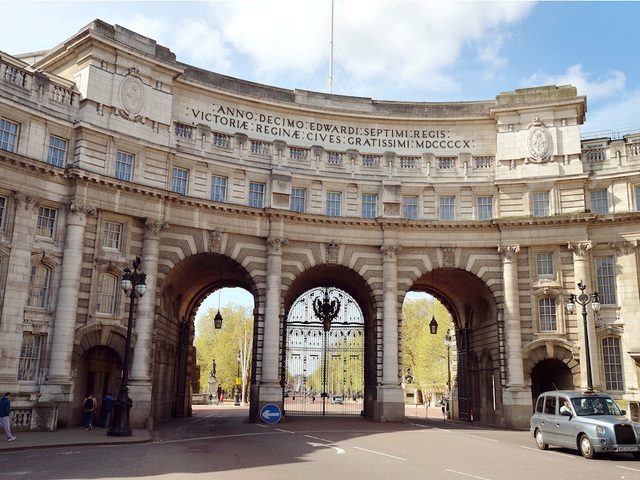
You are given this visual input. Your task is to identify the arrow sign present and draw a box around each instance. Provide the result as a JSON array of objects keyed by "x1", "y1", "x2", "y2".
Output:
[
  {"x1": 307, "y1": 442, "x2": 345, "y2": 455},
  {"x1": 260, "y1": 403, "x2": 282, "y2": 424}
]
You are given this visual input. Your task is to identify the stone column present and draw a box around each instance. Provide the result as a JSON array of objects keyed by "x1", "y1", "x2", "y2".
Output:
[
  {"x1": 0, "y1": 193, "x2": 40, "y2": 386},
  {"x1": 381, "y1": 244, "x2": 401, "y2": 385},
  {"x1": 260, "y1": 236, "x2": 287, "y2": 401},
  {"x1": 497, "y1": 245, "x2": 524, "y2": 387},
  {"x1": 610, "y1": 241, "x2": 638, "y2": 390},
  {"x1": 46, "y1": 203, "x2": 95, "y2": 384},
  {"x1": 568, "y1": 241, "x2": 602, "y2": 390},
  {"x1": 130, "y1": 220, "x2": 167, "y2": 382}
]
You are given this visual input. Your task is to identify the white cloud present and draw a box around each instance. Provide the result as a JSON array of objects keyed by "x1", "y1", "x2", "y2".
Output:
[{"x1": 523, "y1": 64, "x2": 626, "y2": 101}]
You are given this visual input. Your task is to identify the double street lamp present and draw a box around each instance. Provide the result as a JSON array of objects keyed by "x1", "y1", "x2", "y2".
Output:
[
  {"x1": 566, "y1": 281, "x2": 601, "y2": 392},
  {"x1": 108, "y1": 257, "x2": 146, "y2": 437}
]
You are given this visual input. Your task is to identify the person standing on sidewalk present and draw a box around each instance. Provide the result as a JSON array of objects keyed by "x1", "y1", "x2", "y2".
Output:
[
  {"x1": 83, "y1": 393, "x2": 97, "y2": 430},
  {"x1": 101, "y1": 393, "x2": 114, "y2": 430},
  {"x1": 0, "y1": 392, "x2": 16, "y2": 442}
]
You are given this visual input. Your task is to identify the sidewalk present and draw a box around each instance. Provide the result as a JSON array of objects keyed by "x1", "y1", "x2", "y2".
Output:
[{"x1": 0, "y1": 427, "x2": 152, "y2": 452}]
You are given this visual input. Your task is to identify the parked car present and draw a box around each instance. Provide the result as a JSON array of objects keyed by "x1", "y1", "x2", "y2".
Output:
[
  {"x1": 331, "y1": 395, "x2": 343, "y2": 404},
  {"x1": 530, "y1": 390, "x2": 640, "y2": 459}
]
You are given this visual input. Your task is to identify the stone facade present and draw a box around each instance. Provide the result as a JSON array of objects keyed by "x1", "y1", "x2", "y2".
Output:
[{"x1": 1, "y1": 20, "x2": 639, "y2": 430}]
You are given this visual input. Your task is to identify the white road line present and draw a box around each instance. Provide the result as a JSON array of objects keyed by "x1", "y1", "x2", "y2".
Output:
[
  {"x1": 520, "y1": 445, "x2": 576, "y2": 458},
  {"x1": 434, "y1": 427, "x2": 453, "y2": 433},
  {"x1": 466, "y1": 434, "x2": 498, "y2": 442},
  {"x1": 445, "y1": 468, "x2": 492, "y2": 479},
  {"x1": 275, "y1": 428, "x2": 295, "y2": 434},
  {"x1": 353, "y1": 446, "x2": 406, "y2": 461},
  {"x1": 617, "y1": 465, "x2": 640, "y2": 473},
  {"x1": 305, "y1": 434, "x2": 334, "y2": 442}
]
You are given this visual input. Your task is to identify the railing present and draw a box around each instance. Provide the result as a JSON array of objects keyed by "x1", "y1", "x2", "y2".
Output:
[
  {"x1": 438, "y1": 157, "x2": 456, "y2": 169},
  {"x1": 2, "y1": 63, "x2": 29, "y2": 88},
  {"x1": 583, "y1": 148, "x2": 606, "y2": 162},
  {"x1": 362, "y1": 155, "x2": 380, "y2": 167},
  {"x1": 581, "y1": 126, "x2": 640, "y2": 141},
  {"x1": 11, "y1": 408, "x2": 31, "y2": 430},
  {"x1": 474, "y1": 156, "x2": 493, "y2": 168},
  {"x1": 399, "y1": 156, "x2": 419, "y2": 169},
  {"x1": 212, "y1": 132, "x2": 231, "y2": 148},
  {"x1": 290, "y1": 147, "x2": 309, "y2": 161},
  {"x1": 327, "y1": 152, "x2": 343, "y2": 165},
  {"x1": 174, "y1": 122, "x2": 193, "y2": 139},
  {"x1": 51, "y1": 84, "x2": 75, "y2": 106},
  {"x1": 250, "y1": 141, "x2": 270, "y2": 156},
  {"x1": 628, "y1": 143, "x2": 640, "y2": 157}
]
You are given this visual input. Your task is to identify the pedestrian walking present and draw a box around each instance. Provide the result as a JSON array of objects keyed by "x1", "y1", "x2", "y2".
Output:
[
  {"x1": 0, "y1": 392, "x2": 16, "y2": 442},
  {"x1": 101, "y1": 393, "x2": 114, "y2": 430},
  {"x1": 83, "y1": 393, "x2": 97, "y2": 430}
]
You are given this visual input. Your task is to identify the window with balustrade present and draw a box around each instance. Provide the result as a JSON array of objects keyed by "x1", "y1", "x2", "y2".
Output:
[
  {"x1": 47, "y1": 135, "x2": 67, "y2": 167},
  {"x1": 602, "y1": 337, "x2": 623, "y2": 391},
  {"x1": 477, "y1": 196, "x2": 493, "y2": 220},
  {"x1": 96, "y1": 273, "x2": 117, "y2": 315},
  {"x1": 291, "y1": 188, "x2": 306, "y2": 213},
  {"x1": 0, "y1": 117, "x2": 19, "y2": 152},
  {"x1": 590, "y1": 189, "x2": 609, "y2": 214},
  {"x1": 533, "y1": 191, "x2": 550, "y2": 217},
  {"x1": 28, "y1": 265, "x2": 51, "y2": 309},
  {"x1": 596, "y1": 256, "x2": 616, "y2": 305},
  {"x1": 36, "y1": 206, "x2": 57, "y2": 239},
  {"x1": 402, "y1": 196, "x2": 418, "y2": 220},
  {"x1": 538, "y1": 297, "x2": 557, "y2": 332},
  {"x1": 327, "y1": 152, "x2": 342, "y2": 165},
  {"x1": 115, "y1": 151, "x2": 134, "y2": 181},
  {"x1": 249, "y1": 182, "x2": 265, "y2": 208},
  {"x1": 362, "y1": 194, "x2": 377, "y2": 219},
  {"x1": 440, "y1": 197, "x2": 455, "y2": 220},
  {"x1": 211, "y1": 175, "x2": 227, "y2": 202},
  {"x1": 18, "y1": 333, "x2": 43, "y2": 382},
  {"x1": 326, "y1": 192, "x2": 341, "y2": 217},
  {"x1": 171, "y1": 167, "x2": 189, "y2": 195}
]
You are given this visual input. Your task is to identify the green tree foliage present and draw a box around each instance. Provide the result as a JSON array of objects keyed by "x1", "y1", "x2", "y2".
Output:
[
  {"x1": 402, "y1": 297, "x2": 451, "y2": 394},
  {"x1": 194, "y1": 303, "x2": 253, "y2": 394}
]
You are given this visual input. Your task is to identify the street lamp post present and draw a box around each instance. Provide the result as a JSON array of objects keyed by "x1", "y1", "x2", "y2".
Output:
[
  {"x1": 235, "y1": 350, "x2": 241, "y2": 406},
  {"x1": 566, "y1": 281, "x2": 601, "y2": 392},
  {"x1": 108, "y1": 257, "x2": 146, "y2": 437},
  {"x1": 443, "y1": 329, "x2": 452, "y2": 419}
]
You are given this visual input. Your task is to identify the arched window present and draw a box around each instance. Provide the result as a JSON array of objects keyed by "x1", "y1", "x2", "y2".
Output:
[
  {"x1": 602, "y1": 337, "x2": 623, "y2": 391},
  {"x1": 538, "y1": 297, "x2": 557, "y2": 332},
  {"x1": 28, "y1": 265, "x2": 51, "y2": 309},
  {"x1": 96, "y1": 273, "x2": 117, "y2": 315}
]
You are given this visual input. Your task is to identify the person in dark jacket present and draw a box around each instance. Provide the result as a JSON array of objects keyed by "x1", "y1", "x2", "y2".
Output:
[
  {"x1": 101, "y1": 393, "x2": 114, "y2": 430},
  {"x1": 83, "y1": 393, "x2": 97, "y2": 430},
  {"x1": 0, "y1": 392, "x2": 16, "y2": 441}
]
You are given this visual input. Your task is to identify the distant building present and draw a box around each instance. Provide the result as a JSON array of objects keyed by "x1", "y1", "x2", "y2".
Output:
[{"x1": 1, "y1": 20, "x2": 639, "y2": 430}]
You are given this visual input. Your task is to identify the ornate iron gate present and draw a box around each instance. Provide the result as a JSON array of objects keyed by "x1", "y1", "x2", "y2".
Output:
[{"x1": 283, "y1": 287, "x2": 364, "y2": 416}]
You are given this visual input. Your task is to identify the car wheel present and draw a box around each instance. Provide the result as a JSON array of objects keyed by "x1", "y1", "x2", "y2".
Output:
[
  {"x1": 535, "y1": 429, "x2": 548, "y2": 450},
  {"x1": 632, "y1": 452, "x2": 640, "y2": 460},
  {"x1": 579, "y1": 435, "x2": 596, "y2": 459}
]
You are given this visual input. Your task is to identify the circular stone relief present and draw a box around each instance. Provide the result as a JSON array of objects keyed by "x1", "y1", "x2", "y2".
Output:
[
  {"x1": 119, "y1": 76, "x2": 145, "y2": 115},
  {"x1": 527, "y1": 126, "x2": 552, "y2": 162}
]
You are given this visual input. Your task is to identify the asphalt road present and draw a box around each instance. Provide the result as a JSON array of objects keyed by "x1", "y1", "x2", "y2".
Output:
[{"x1": 1, "y1": 405, "x2": 639, "y2": 479}]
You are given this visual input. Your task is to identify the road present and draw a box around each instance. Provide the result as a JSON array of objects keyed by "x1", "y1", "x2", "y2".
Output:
[{"x1": 1, "y1": 404, "x2": 639, "y2": 479}]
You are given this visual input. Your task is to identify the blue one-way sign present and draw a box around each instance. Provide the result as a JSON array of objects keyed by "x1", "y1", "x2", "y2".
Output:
[{"x1": 260, "y1": 404, "x2": 282, "y2": 424}]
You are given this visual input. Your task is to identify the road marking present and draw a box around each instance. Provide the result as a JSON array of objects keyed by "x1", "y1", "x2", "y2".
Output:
[
  {"x1": 306, "y1": 441, "x2": 345, "y2": 454},
  {"x1": 305, "y1": 434, "x2": 334, "y2": 442},
  {"x1": 520, "y1": 446, "x2": 576, "y2": 458},
  {"x1": 353, "y1": 446, "x2": 406, "y2": 461},
  {"x1": 466, "y1": 434, "x2": 498, "y2": 442},
  {"x1": 434, "y1": 427, "x2": 453, "y2": 433},
  {"x1": 618, "y1": 465, "x2": 640, "y2": 473},
  {"x1": 275, "y1": 428, "x2": 295, "y2": 434},
  {"x1": 445, "y1": 468, "x2": 492, "y2": 479}
]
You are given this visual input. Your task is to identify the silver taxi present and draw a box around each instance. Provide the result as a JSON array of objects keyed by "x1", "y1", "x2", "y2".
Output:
[{"x1": 530, "y1": 390, "x2": 640, "y2": 459}]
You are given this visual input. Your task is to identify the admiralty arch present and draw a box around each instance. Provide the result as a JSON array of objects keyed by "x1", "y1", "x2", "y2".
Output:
[{"x1": 1, "y1": 20, "x2": 640, "y2": 431}]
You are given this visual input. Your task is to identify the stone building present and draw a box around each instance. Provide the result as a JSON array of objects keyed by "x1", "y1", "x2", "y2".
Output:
[{"x1": 1, "y1": 20, "x2": 639, "y2": 430}]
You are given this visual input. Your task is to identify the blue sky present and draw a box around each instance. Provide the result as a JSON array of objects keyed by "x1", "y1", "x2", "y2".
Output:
[{"x1": 3, "y1": 1, "x2": 639, "y2": 136}]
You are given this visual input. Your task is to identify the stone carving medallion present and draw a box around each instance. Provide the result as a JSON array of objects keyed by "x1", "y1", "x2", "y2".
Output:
[
  {"x1": 526, "y1": 116, "x2": 552, "y2": 163},
  {"x1": 119, "y1": 69, "x2": 145, "y2": 118}
]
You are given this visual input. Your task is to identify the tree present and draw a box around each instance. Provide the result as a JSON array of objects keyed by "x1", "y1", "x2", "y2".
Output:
[
  {"x1": 402, "y1": 297, "x2": 450, "y2": 397},
  {"x1": 194, "y1": 303, "x2": 253, "y2": 398}
]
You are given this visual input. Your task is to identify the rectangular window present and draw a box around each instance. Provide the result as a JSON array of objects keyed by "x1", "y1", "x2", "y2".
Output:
[
  {"x1": 47, "y1": 135, "x2": 67, "y2": 167},
  {"x1": 539, "y1": 298, "x2": 557, "y2": 332},
  {"x1": 536, "y1": 253, "x2": 554, "y2": 276},
  {"x1": 326, "y1": 191, "x2": 341, "y2": 217},
  {"x1": 477, "y1": 196, "x2": 493, "y2": 220},
  {"x1": 0, "y1": 118, "x2": 19, "y2": 152},
  {"x1": 171, "y1": 167, "x2": 189, "y2": 195},
  {"x1": 402, "y1": 196, "x2": 418, "y2": 220},
  {"x1": 36, "y1": 206, "x2": 57, "y2": 238},
  {"x1": 103, "y1": 221, "x2": 123, "y2": 250},
  {"x1": 28, "y1": 265, "x2": 50, "y2": 309},
  {"x1": 635, "y1": 186, "x2": 640, "y2": 211},
  {"x1": 17, "y1": 333, "x2": 43, "y2": 382},
  {"x1": 602, "y1": 337, "x2": 623, "y2": 390},
  {"x1": 596, "y1": 256, "x2": 616, "y2": 304},
  {"x1": 96, "y1": 274, "x2": 117, "y2": 315},
  {"x1": 249, "y1": 182, "x2": 265, "y2": 208},
  {"x1": 362, "y1": 194, "x2": 377, "y2": 219},
  {"x1": 211, "y1": 176, "x2": 227, "y2": 202},
  {"x1": 590, "y1": 189, "x2": 609, "y2": 214},
  {"x1": 0, "y1": 196, "x2": 5, "y2": 229},
  {"x1": 115, "y1": 151, "x2": 133, "y2": 182},
  {"x1": 440, "y1": 197, "x2": 455, "y2": 221},
  {"x1": 291, "y1": 188, "x2": 306, "y2": 213},
  {"x1": 533, "y1": 192, "x2": 550, "y2": 217}
]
